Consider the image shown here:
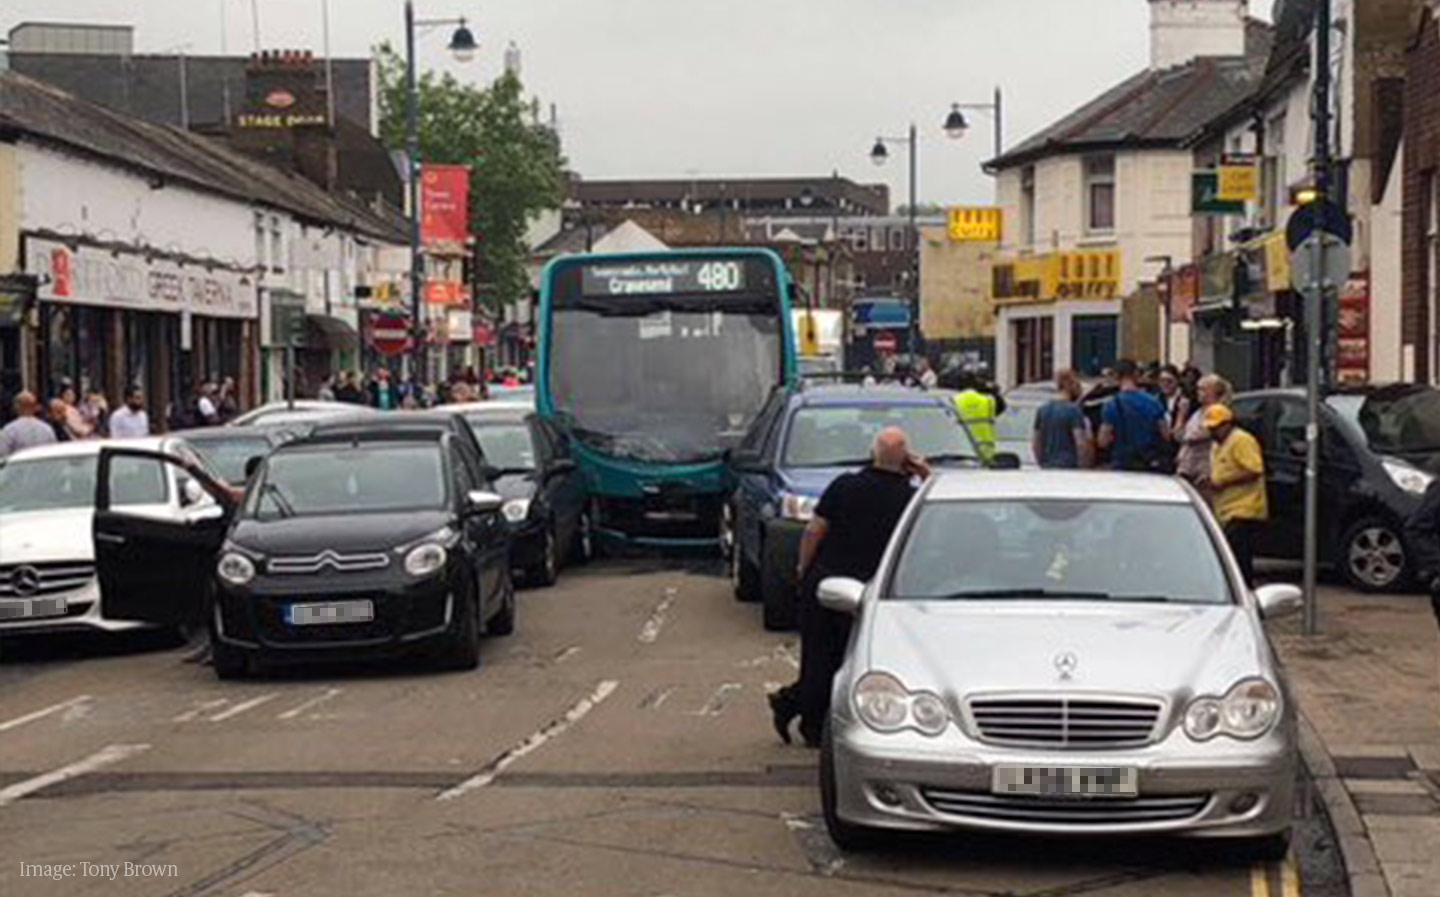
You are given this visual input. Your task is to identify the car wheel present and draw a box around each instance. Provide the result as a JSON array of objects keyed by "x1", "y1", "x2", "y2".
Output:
[
  {"x1": 210, "y1": 634, "x2": 251, "y2": 681},
  {"x1": 821, "y1": 725, "x2": 884, "y2": 853},
  {"x1": 1341, "y1": 516, "x2": 1409, "y2": 592},
  {"x1": 728, "y1": 507, "x2": 761, "y2": 603},
  {"x1": 527, "y1": 526, "x2": 560, "y2": 587},
  {"x1": 438, "y1": 585, "x2": 482, "y2": 670},
  {"x1": 488, "y1": 572, "x2": 516, "y2": 637},
  {"x1": 762, "y1": 535, "x2": 797, "y2": 631},
  {"x1": 1230, "y1": 829, "x2": 1291, "y2": 864}
]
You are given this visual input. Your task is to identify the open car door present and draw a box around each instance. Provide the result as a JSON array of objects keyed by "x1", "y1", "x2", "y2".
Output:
[{"x1": 93, "y1": 447, "x2": 238, "y2": 626}]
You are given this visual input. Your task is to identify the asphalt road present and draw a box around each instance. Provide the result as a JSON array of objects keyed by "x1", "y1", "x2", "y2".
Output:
[{"x1": 0, "y1": 561, "x2": 1345, "y2": 897}]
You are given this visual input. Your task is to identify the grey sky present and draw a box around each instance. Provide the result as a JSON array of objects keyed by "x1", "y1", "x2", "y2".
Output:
[{"x1": 4, "y1": 1, "x2": 1275, "y2": 209}]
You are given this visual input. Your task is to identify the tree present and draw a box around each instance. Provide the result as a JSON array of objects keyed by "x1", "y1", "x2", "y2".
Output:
[{"x1": 375, "y1": 44, "x2": 566, "y2": 314}]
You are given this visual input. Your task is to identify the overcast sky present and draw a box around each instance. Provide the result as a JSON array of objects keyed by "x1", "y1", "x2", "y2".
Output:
[{"x1": 4, "y1": 1, "x2": 1275, "y2": 208}]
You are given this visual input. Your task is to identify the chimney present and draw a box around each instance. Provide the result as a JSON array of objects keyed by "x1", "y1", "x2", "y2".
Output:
[{"x1": 1149, "y1": 0, "x2": 1248, "y2": 70}]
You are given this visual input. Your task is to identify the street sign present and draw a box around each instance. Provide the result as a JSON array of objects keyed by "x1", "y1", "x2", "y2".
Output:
[
  {"x1": 1217, "y1": 165, "x2": 1259, "y2": 202},
  {"x1": 1192, "y1": 172, "x2": 1246, "y2": 215},
  {"x1": 873, "y1": 331, "x2": 898, "y2": 354},
  {"x1": 1289, "y1": 233, "x2": 1351, "y2": 294},
  {"x1": 1285, "y1": 198, "x2": 1352, "y2": 251},
  {"x1": 369, "y1": 313, "x2": 412, "y2": 357}
]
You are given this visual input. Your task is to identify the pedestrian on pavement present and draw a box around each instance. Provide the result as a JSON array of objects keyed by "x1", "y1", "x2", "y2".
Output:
[
  {"x1": 108, "y1": 386, "x2": 151, "y2": 439},
  {"x1": 1097, "y1": 359, "x2": 1171, "y2": 472},
  {"x1": 55, "y1": 385, "x2": 93, "y2": 440},
  {"x1": 317, "y1": 376, "x2": 337, "y2": 402},
  {"x1": 47, "y1": 398, "x2": 72, "y2": 442},
  {"x1": 768, "y1": 427, "x2": 931, "y2": 747},
  {"x1": 915, "y1": 357, "x2": 939, "y2": 390},
  {"x1": 1158, "y1": 365, "x2": 1193, "y2": 430},
  {"x1": 80, "y1": 387, "x2": 109, "y2": 437},
  {"x1": 1176, "y1": 374, "x2": 1231, "y2": 495},
  {"x1": 1032, "y1": 369, "x2": 1093, "y2": 470},
  {"x1": 217, "y1": 377, "x2": 240, "y2": 422},
  {"x1": 194, "y1": 383, "x2": 221, "y2": 427},
  {"x1": 370, "y1": 369, "x2": 399, "y2": 410},
  {"x1": 1204, "y1": 403, "x2": 1268, "y2": 586},
  {"x1": 953, "y1": 371, "x2": 1006, "y2": 463},
  {"x1": 0, "y1": 392, "x2": 57, "y2": 457}
]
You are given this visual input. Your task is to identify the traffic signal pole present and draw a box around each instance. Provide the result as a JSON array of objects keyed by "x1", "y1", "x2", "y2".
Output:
[{"x1": 1303, "y1": 0, "x2": 1333, "y2": 637}]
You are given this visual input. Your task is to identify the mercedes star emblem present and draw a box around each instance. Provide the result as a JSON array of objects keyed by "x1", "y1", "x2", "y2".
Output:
[
  {"x1": 11, "y1": 566, "x2": 42, "y2": 598},
  {"x1": 1054, "y1": 651, "x2": 1079, "y2": 680}
]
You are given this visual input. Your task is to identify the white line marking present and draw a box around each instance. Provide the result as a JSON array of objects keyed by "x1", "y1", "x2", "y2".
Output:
[
  {"x1": 638, "y1": 686, "x2": 676, "y2": 710},
  {"x1": 553, "y1": 646, "x2": 580, "y2": 664},
  {"x1": 0, "y1": 695, "x2": 93, "y2": 733},
  {"x1": 238, "y1": 892, "x2": 275, "y2": 897},
  {"x1": 437, "y1": 680, "x2": 619, "y2": 801},
  {"x1": 209, "y1": 693, "x2": 279, "y2": 722},
  {"x1": 277, "y1": 688, "x2": 343, "y2": 720},
  {"x1": 0, "y1": 743, "x2": 150, "y2": 808},
  {"x1": 173, "y1": 698, "x2": 230, "y2": 723},
  {"x1": 693, "y1": 683, "x2": 743, "y2": 717},
  {"x1": 638, "y1": 588, "x2": 677, "y2": 644}
]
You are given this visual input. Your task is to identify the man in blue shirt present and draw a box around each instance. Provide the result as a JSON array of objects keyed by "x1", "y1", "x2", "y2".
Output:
[
  {"x1": 1032, "y1": 369, "x2": 1092, "y2": 469},
  {"x1": 1097, "y1": 359, "x2": 1171, "y2": 472}
]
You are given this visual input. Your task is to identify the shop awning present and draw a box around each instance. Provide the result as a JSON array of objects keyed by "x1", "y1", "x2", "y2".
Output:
[{"x1": 306, "y1": 314, "x2": 359, "y2": 348}]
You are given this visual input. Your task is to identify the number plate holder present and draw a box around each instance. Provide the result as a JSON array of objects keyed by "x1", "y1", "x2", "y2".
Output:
[
  {"x1": 286, "y1": 600, "x2": 375, "y2": 626},
  {"x1": 992, "y1": 765, "x2": 1139, "y2": 799}
]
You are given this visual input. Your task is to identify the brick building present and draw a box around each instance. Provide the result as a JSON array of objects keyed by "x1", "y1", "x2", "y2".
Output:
[{"x1": 1403, "y1": 5, "x2": 1440, "y2": 381}]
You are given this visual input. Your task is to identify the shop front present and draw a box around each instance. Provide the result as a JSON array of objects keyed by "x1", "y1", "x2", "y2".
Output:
[
  {"x1": 992, "y1": 249, "x2": 1122, "y2": 387},
  {"x1": 0, "y1": 274, "x2": 34, "y2": 425},
  {"x1": 1186, "y1": 234, "x2": 1294, "y2": 391},
  {"x1": 23, "y1": 234, "x2": 259, "y2": 427}
]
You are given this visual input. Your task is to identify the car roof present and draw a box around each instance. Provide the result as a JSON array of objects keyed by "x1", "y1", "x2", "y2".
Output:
[
  {"x1": 926, "y1": 470, "x2": 1194, "y2": 504},
  {"x1": 6, "y1": 436, "x2": 176, "y2": 461},
  {"x1": 174, "y1": 426, "x2": 288, "y2": 442}
]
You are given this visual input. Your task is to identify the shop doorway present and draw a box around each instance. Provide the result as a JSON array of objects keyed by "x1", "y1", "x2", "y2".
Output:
[
  {"x1": 1012, "y1": 317, "x2": 1054, "y2": 386},
  {"x1": 1072, "y1": 314, "x2": 1118, "y2": 377}
]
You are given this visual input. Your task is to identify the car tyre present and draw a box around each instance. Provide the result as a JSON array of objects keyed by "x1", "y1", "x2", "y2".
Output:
[
  {"x1": 488, "y1": 572, "x2": 516, "y2": 637},
  {"x1": 1231, "y1": 829, "x2": 1291, "y2": 864},
  {"x1": 821, "y1": 725, "x2": 884, "y2": 853},
  {"x1": 729, "y1": 507, "x2": 761, "y2": 603},
  {"x1": 210, "y1": 635, "x2": 251, "y2": 681},
  {"x1": 527, "y1": 526, "x2": 559, "y2": 587},
  {"x1": 438, "y1": 585, "x2": 482, "y2": 670},
  {"x1": 1340, "y1": 515, "x2": 1409, "y2": 592},
  {"x1": 762, "y1": 534, "x2": 797, "y2": 631}
]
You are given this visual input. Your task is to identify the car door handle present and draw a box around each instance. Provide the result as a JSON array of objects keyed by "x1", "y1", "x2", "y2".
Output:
[{"x1": 95, "y1": 533, "x2": 127, "y2": 545}]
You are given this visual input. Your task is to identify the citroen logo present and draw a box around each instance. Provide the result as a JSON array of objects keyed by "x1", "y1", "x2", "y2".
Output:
[
  {"x1": 11, "y1": 566, "x2": 41, "y2": 598},
  {"x1": 1054, "y1": 651, "x2": 1079, "y2": 680}
]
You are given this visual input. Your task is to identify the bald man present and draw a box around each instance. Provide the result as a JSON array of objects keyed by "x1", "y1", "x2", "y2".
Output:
[
  {"x1": 0, "y1": 392, "x2": 57, "y2": 458},
  {"x1": 769, "y1": 427, "x2": 930, "y2": 747}
]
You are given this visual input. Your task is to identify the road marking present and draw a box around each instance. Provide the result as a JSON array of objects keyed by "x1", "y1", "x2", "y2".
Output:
[
  {"x1": 437, "y1": 680, "x2": 619, "y2": 801},
  {"x1": 0, "y1": 743, "x2": 149, "y2": 807},
  {"x1": 638, "y1": 588, "x2": 677, "y2": 644},
  {"x1": 209, "y1": 693, "x2": 279, "y2": 722},
  {"x1": 278, "y1": 688, "x2": 343, "y2": 720},
  {"x1": 553, "y1": 646, "x2": 581, "y2": 664},
  {"x1": 1281, "y1": 858, "x2": 1301, "y2": 897},
  {"x1": 1250, "y1": 864, "x2": 1271, "y2": 897},
  {"x1": 692, "y1": 683, "x2": 743, "y2": 717},
  {"x1": 174, "y1": 698, "x2": 230, "y2": 722},
  {"x1": 238, "y1": 892, "x2": 275, "y2": 897},
  {"x1": 0, "y1": 695, "x2": 93, "y2": 733},
  {"x1": 637, "y1": 686, "x2": 676, "y2": 710}
]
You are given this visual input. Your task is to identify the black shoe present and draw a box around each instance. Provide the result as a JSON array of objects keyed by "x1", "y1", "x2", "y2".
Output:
[
  {"x1": 799, "y1": 720, "x2": 823, "y2": 749},
  {"x1": 768, "y1": 691, "x2": 798, "y2": 745}
]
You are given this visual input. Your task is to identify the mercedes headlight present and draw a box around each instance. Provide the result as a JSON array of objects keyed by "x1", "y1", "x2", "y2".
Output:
[
  {"x1": 217, "y1": 552, "x2": 255, "y2": 586},
  {"x1": 853, "y1": 672, "x2": 951, "y2": 737},
  {"x1": 1184, "y1": 679, "x2": 1281, "y2": 741},
  {"x1": 502, "y1": 498, "x2": 532, "y2": 523},
  {"x1": 1383, "y1": 459, "x2": 1434, "y2": 496},
  {"x1": 780, "y1": 491, "x2": 818, "y2": 522},
  {"x1": 404, "y1": 543, "x2": 449, "y2": 577}
]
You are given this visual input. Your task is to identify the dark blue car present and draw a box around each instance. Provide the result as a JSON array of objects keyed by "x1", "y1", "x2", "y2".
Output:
[{"x1": 723, "y1": 382, "x2": 990, "y2": 630}]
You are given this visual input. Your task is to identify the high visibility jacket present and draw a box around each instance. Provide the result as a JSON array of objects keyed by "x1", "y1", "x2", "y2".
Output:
[{"x1": 955, "y1": 389, "x2": 998, "y2": 460}]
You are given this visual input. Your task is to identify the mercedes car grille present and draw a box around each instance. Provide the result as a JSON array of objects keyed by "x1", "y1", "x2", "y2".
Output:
[
  {"x1": 967, "y1": 696, "x2": 1163, "y2": 749},
  {"x1": 920, "y1": 788, "x2": 1208, "y2": 826},
  {"x1": 0, "y1": 561, "x2": 96, "y2": 598},
  {"x1": 267, "y1": 551, "x2": 391, "y2": 575}
]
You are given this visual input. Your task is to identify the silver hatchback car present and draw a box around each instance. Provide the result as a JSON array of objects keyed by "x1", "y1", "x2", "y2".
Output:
[{"x1": 817, "y1": 471, "x2": 1300, "y2": 858}]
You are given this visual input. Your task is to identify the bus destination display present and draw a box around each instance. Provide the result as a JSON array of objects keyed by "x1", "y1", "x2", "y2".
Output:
[{"x1": 581, "y1": 259, "x2": 748, "y2": 297}]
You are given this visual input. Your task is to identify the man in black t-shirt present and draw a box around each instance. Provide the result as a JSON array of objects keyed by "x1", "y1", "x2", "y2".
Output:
[{"x1": 769, "y1": 427, "x2": 929, "y2": 747}]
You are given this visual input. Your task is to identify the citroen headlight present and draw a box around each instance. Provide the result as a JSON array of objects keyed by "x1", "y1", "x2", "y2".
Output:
[
  {"x1": 217, "y1": 552, "x2": 255, "y2": 586},
  {"x1": 853, "y1": 672, "x2": 951, "y2": 736},
  {"x1": 502, "y1": 498, "x2": 532, "y2": 523},
  {"x1": 404, "y1": 543, "x2": 449, "y2": 577},
  {"x1": 1383, "y1": 459, "x2": 1435, "y2": 496},
  {"x1": 780, "y1": 491, "x2": 818, "y2": 522},
  {"x1": 1184, "y1": 679, "x2": 1281, "y2": 741}
]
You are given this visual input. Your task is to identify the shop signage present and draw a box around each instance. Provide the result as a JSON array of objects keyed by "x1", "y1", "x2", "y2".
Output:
[
  {"x1": 1217, "y1": 165, "x2": 1259, "y2": 202},
  {"x1": 1262, "y1": 233, "x2": 1292, "y2": 292},
  {"x1": 1337, "y1": 272, "x2": 1370, "y2": 385},
  {"x1": 26, "y1": 237, "x2": 258, "y2": 320},
  {"x1": 1169, "y1": 264, "x2": 1200, "y2": 324},
  {"x1": 237, "y1": 111, "x2": 327, "y2": 129},
  {"x1": 424, "y1": 280, "x2": 470, "y2": 307},
  {"x1": 421, "y1": 164, "x2": 471, "y2": 247},
  {"x1": 1192, "y1": 172, "x2": 1246, "y2": 216},
  {"x1": 447, "y1": 309, "x2": 473, "y2": 343},
  {"x1": 992, "y1": 250, "x2": 1121, "y2": 303},
  {"x1": 946, "y1": 207, "x2": 1003, "y2": 243}
]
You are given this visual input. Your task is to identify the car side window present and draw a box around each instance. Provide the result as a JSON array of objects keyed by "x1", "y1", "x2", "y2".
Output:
[
  {"x1": 452, "y1": 435, "x2": 487, "y2": 487},
  {"x1": 451, "y1": 442, "x2": 479, "y2": 494},
  {"x1": 1274, "y1": 400, "x2": 1307, "y2": 456},
  {"x1": 110, "y1": 455, "x2": 171, "y2": 507},
  {"x1": 737, "y1": 394, "x2": 782, "y2": 457},
  {"x1": 1231, "y1": 398, "x2": 1270, "y2": 449}
]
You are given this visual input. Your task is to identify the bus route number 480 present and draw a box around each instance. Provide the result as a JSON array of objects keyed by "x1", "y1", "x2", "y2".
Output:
[{"x1": 697, "y1": 261, "x2": 744, "y2": 292}]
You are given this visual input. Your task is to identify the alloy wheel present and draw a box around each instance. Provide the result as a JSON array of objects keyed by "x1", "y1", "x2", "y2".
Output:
[{"x1": 1348, "y1": 526, "x2": 1405, "y2": 589}]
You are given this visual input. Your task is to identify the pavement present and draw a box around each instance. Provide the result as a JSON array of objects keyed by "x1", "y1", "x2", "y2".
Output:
[
  {"x1": 1270, "y1": 584, "x2": 1440, "y2": 897},
  {"x1": 0, "y1": 560, "x2": 1329, "y2": 897}
]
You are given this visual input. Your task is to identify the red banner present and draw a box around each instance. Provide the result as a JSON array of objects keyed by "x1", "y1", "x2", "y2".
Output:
[
  {"x1": 421, "y1": 164, "x2": 470, "y2": 246},
  {"x1": 424, "y1": 280, "x2": 470, "y2": 307},
  {"x1": 1337, "y1": 272, "x2": 1370, "y2": 385}
]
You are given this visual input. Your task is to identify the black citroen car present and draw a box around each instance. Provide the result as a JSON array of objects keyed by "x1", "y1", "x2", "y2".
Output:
[{"x1": 91, "y1": 416, "x2": 515, "y2": 678}]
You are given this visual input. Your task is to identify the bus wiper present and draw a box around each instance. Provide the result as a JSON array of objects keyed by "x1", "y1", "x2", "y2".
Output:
[{"x1": 262, "y1": 482, "x2": 295, "y2": 519}]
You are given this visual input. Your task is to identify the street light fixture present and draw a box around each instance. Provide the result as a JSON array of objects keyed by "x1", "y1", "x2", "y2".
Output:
[
  {"x1": 404, "y1": 1, "x2": 476, "y2": 384},
  {"x1": 944, "y1": 88, "x2": 1005, "y2": 161},
  {"x1": 870, "y1": 139, "x2": 889, "y2": 166},
  {"x1": 943, "y1": 105, "x2": 969, "y2": 140}
]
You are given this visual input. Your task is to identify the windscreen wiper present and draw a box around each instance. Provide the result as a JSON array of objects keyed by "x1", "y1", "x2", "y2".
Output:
[{"x1": 262, "y1": 482, "x2": 295, "y2": 519}]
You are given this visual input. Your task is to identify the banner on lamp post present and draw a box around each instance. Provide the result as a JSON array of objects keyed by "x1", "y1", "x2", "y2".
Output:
[{"x1": 421, "y1": 164, "x2": 471, "y2": 246}]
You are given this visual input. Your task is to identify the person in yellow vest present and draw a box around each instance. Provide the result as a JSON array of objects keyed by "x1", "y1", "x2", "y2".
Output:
[
  {"x1": 954, "y1": 371, "x2": 1002, "y2": 462},
  {"x1": 1204, "y1": 403, "x2": 1268, "y2": 587}
]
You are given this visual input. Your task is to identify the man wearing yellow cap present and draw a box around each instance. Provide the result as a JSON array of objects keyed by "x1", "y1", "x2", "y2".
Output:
[{"x1": 1204, "y1": 403, "x2": 1268, "y2": 586}]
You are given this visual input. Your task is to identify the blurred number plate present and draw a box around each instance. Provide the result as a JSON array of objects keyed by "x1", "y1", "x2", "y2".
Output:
[
  {"x1": 286, "y1": 600, "x2": 374, "y2": 625},
  {"x1": 0, "y1": 598, "x2": 67, "y2": 620},
  {"x1": 993, "y1": 765, "x2": 1137, "y2": 798}
]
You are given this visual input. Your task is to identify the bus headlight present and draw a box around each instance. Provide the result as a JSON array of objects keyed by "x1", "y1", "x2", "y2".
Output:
[{"x1": 780, "y1": 492, "x2": 818, "y2": 522}]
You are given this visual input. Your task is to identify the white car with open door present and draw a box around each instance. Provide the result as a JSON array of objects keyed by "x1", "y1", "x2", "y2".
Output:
[{"x1": 0, "y1": 438, "x2": 224, "y2": 638}]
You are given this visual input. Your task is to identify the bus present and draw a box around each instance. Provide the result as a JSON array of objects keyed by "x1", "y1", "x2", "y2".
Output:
[{"x1": 536, "y1": 249, "x2": 798, "y2": 548}]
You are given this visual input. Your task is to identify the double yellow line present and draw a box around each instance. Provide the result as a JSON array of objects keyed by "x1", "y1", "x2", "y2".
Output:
[{"x1": 1251, "y1": 859, "x2": 1301, "y2": 897}]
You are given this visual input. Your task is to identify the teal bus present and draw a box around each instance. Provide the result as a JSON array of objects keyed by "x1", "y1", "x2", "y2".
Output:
[{"x1": 536, "y1": 249, "x2": 799, "y2": 548}]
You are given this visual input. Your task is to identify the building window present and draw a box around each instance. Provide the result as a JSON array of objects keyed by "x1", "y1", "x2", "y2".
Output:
[
  {"x1": 253, "y1": 212, "x2": 267, "y2": 272},
  {"x1": 1083, "y1": 155, "x2": 1116, "y2": 234},
  {"x1": 889, "y1": 227, "x2": 905, "y2": 251},
  {"x1": 1429, "y1": 173, "x2": 1440, "y2": 380},
  {"x1": 1021, "y1": 166, "x2": 1036, "y2": 247},
  {"x1": 269, "y1": 216, "x2": 283, "y2": 274},
  {"x1": 872, "y1": 226, "x2": 887, "y2": 252},
  {"x1": 1263, "y1": 113, "x2": 1287, "y2": 228}
]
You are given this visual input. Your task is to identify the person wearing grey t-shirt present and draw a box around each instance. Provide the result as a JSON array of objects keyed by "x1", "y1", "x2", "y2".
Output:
[{"x1": 0, "y1": 392, "x2": 57, "y2": 457}]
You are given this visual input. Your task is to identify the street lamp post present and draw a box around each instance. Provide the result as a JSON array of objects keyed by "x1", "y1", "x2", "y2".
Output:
[
  {"x1": 943, "y1": 86, "x2": 1005, "y2": 163},
  {"x1": 404, "y1": 1, "x2": 477, "y2": 385},
  {"x1": 871, "y1": 126, "x2": 920, "y2": 358}
]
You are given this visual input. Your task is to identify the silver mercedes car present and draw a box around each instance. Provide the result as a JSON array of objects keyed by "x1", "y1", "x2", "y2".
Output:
[{"x1": 817, "y1": 471, "x2": 1301, "y2": 859}]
